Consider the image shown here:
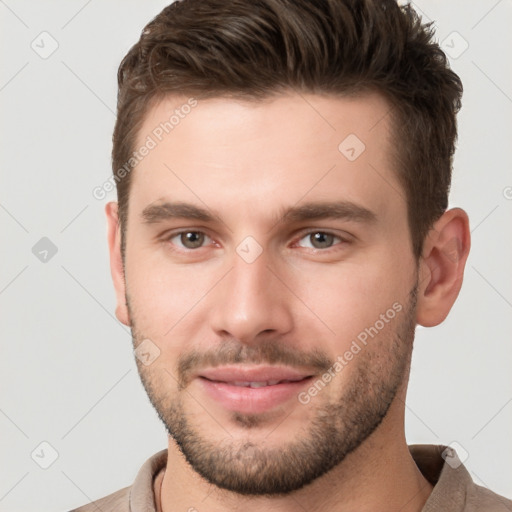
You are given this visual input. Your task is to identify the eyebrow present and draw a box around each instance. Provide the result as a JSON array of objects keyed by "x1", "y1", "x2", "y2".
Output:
[
  {"x1": 280, "y1": 201, "x2": 377, "y2": 225},
  {"x1": 142, "y1": 202, "x2": 214, "y2": 223},
  {"x1": 141, "y1": 200, "x2": 377, "y2": 225}
]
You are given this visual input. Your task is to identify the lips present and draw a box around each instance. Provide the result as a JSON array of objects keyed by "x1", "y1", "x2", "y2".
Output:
[{"x1": 195, "y1": 365, "x2": 315, "y2": 414}]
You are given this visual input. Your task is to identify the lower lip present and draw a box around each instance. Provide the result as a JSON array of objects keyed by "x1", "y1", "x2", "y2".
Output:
[{"x1": 197, "y1": 377, "x2": 313, "y2": 414}]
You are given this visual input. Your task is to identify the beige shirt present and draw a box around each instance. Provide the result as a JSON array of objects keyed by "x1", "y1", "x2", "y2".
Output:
[{"x1": 69, "y1": 445, "x2": 512, "y2": 511}]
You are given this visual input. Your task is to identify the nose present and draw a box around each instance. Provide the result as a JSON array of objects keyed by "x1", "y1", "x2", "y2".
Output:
[{"x1": 209, "y1": 248, "x2": 294, "y2": 344}]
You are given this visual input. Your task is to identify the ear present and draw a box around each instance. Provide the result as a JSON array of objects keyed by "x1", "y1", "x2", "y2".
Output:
[
  {"x1": 416, "y1": 208, "x2": 471, "y2": 327},
  {"x1": 106, "y1": 202, "x2": 131, "y2": 326}
]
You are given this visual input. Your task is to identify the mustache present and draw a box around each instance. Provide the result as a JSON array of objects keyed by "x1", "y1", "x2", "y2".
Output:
[{"x1": 176, "y1": 340, "x2": 332, "y2": 389}]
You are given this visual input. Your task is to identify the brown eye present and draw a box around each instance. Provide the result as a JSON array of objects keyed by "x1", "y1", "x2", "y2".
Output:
[
  {"x1": 297, "y1": 232, "x2": 341, "y2": 249},
  {"x1": 169, "y1": 231, "x2": 209, "y2": 249},
  {"x1": 180, "y1": 231, "x2": 204, "y2": 248},
  {"x1": 310, "y1": 232, "x2": 335, "y2": 249}
]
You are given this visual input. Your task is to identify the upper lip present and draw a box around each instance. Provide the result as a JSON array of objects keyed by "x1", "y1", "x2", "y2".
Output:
[{"x1": 198, "y1": 365, "x2": 315, "y2": 384}]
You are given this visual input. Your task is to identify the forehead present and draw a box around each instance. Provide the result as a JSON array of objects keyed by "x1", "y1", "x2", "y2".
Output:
[{"x1": 129, "y1": 92, "x2": 404, "y2": 224}]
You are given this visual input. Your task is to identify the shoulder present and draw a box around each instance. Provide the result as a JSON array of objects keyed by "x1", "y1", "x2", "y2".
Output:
[
  {"x1": 410, "y1": 444, "x2": 512, "y2": 512},
  {"x1": 65, "y1": 449, "x2": 167, "y2": 512},
  {"x1": 67, "y1": 486, "x2": 130, "y2": 512},
  {"x1": 466, "y1": 483, "x2": 512, "y2": 511}
]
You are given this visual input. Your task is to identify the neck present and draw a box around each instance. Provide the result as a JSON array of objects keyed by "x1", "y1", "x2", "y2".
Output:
[{"x1": 159, "y1": 397, "x2": 433, "y2": 512}]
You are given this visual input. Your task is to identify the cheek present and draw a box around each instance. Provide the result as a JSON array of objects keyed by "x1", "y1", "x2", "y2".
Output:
[
  {"x1": 291, "y1": 255, "x2": 412, "y2": 346},
  {"x1": 125, "y1": 249, "x2": 221, "y2": 335}
]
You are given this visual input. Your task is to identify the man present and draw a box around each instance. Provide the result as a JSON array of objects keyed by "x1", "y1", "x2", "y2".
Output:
[{"x1": 73, "y1": 0, "x2": 511, "y2": 510}]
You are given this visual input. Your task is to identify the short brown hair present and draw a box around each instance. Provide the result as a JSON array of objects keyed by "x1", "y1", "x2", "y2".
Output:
[{"x1": 112, "y1": 0, "x2": 462, "y2": 259}]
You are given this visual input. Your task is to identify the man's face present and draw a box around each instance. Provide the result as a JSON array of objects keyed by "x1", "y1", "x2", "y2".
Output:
[{"x1": 116, "y1": 92, "x2": 419, "y2": 494}]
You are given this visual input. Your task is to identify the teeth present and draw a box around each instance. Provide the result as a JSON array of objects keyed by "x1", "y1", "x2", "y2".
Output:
[
  {"x1": 229, "y1": 379, "x2": 301, "y2": 388},
  {"x1": 248, "y1": 382, "x2": 268, "y2": 388},
  {"x1": 231, "y1": 380, "x2": 281, "y2": 388}
]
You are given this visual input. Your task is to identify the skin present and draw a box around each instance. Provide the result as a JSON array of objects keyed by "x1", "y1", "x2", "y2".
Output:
[{"x1": 106, "y1": 92, "x2": 470, "y2": 512}]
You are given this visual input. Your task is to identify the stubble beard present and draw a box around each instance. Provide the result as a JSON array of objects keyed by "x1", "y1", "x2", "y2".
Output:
[{"x1": 130, "y1": 286, "x2": 417, "y2": 496}]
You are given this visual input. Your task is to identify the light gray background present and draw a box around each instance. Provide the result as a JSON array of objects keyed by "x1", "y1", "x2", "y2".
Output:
[{"x1": 1, "y1": 1, "x2": 511, "y2": 510}]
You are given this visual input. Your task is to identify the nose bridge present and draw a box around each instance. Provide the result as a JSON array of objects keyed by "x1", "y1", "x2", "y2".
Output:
[
  {"x1": 209, "y1": 246, "x2": 293, "y2": 342},
  {"x1": 232, "y1": 249, "x2": 273, "y2": 304}
]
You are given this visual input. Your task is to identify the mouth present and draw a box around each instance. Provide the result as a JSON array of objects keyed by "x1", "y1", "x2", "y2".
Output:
[{"x1": 195, "y1": 366, "x2": 316, "y2": 414}]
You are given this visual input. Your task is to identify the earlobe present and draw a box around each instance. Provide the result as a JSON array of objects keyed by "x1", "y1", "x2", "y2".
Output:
[
  {"x1": 105, "y1": 202, "x2": 131, "y2": 326},
  {"x1": 416, "y1": 208, "x2": 471, "y2": 327}
]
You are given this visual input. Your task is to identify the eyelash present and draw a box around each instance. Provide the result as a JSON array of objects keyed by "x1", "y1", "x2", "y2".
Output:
[{"x1": 162, "y1": 229, "x2": 350, "y2": 253}]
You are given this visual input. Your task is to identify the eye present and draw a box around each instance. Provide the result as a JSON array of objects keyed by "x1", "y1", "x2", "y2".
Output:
[
  {"x1": 168, "y1": 231, "x2": 212, "y2": 249},
  {"x1": 296, "y1": 231, "x2": 343, "y2": 250}
]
